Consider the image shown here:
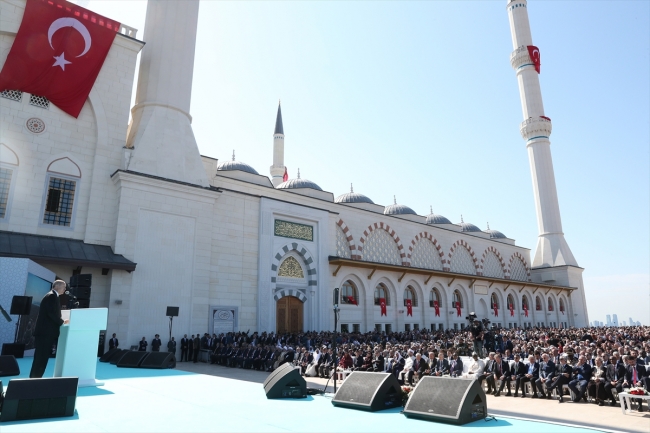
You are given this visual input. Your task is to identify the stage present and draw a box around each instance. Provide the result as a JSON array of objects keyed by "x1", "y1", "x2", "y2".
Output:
[{"x1": 0, "y1": 358, "x2": 636, "y2": 433}]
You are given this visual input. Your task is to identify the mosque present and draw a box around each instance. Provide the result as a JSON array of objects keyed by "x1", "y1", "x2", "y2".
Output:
[{"x1": 0, "y1": 0, "x2": 588, "y2": 349}]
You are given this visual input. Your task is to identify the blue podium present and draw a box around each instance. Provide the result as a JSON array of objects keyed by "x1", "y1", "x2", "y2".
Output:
[{"x1": 54, "y1": 308, "x2": 108, "y2": 387}]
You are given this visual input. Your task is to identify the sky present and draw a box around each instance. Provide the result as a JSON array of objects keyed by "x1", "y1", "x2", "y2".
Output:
[{"x1": 74, "y1": 0, "x2": 649, "y2": 326}]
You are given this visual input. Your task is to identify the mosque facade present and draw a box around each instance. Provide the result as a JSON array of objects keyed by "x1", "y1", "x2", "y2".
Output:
[{"x1": 0, "y1": 0, "x2": 588, "y2": 347}]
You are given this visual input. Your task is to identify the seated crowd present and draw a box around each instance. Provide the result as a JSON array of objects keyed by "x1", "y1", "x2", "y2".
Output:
[{"x1": 178, "y1": 325, "x2": 649, "y2": 412}]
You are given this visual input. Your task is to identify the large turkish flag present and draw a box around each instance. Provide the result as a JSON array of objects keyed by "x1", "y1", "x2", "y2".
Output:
[{"x1": 0, "y1": 0, "x2": 119, "y2": 118}]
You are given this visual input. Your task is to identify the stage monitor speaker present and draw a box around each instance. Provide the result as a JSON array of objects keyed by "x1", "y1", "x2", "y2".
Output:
[
  {"x1": 140, "y1": 351, "x2": 176, "y2": 369},
  {"x1": 109, "y1": 349, "x2": 129, "y2": 365},
  {"x1": 10, "y1": 296, "x2": 32, "y2": 316},
  {"x1": 263, "y1": 363, "x2": 306, "y2": 399},
  {"x1": 0, "y1": 377, "x2": 78, "y2": 422},
  {"x1": 70, "y1": 274, "x2": 92, "y2": 288},
  {"x1": 99, "y1": 348, "x2": 122, "y2": 363},
  {"x1": 166, "y1": 306, "x2": 179, "y2": 317},
  {"x1": 0, "y1": 355, "x2": 20, "y2": 377},
  {"x1": 74, "y1": 287, "x2": 91, "y2": 300},
  {"x1": 331, "y1": 371, "x2": 401, "y2": 411},
  {"x1": 116, "y1": 351, "x2": 150, "y2": 368},
  {"x1": 1, "y1": 343, "x2": 25, "y2": 359},
  {"x1": 403, "y1": 376, "x2": 486, "y2": 425}
]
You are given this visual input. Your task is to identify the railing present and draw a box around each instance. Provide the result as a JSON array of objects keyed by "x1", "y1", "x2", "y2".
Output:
[{"x1": 119, "y1": 24, "x2": 138, "y2": 39}]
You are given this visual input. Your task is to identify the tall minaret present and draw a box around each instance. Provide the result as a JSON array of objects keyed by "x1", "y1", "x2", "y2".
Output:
[
  {"x1": 125, "y1": 0, "x2": 209, "y2": 187},
  {"x1": 270, "y1": 102, "x2": 285, "y2": 187},
  {"x1": 507, "y1": 0, "x2": 577, "y2": 268}
]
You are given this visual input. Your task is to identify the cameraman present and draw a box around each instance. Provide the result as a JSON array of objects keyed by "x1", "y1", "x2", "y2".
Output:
[{"x1": 469, "y1": 317, "x2": 484, "y2": 357}]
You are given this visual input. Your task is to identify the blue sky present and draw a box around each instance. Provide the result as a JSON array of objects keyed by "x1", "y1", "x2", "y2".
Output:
[{"x1": 77, "y1": 1, "x2": 649, "y2": 325}]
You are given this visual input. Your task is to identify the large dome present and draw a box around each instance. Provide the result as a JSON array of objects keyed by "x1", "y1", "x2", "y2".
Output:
[
  {"x1": 276, "y1": 170, "x2": 322, "y2": 191},
  {"x1": 217, "y1": 151, "x2": 259, "y2": 175},
  {"x1": 335, "y1": 185, "x2": 374, "y2": 204},
  {"x1": 384, "y1": 197, "x2": 417, "y2": 215}
]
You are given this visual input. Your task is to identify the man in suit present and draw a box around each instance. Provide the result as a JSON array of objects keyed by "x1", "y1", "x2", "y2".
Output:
[
  {"x1": 193, "y1": 334, "x2": 201, "y2": 363},
  {"x1": 548, "y1": 355, "x2": 573, "y2": 403},
  {"x1": 407, "y1": 353, "x2": 426, "y2": 386},
  {"x1": 568, "y1": 355, "x2": 592, "y2": 403},
  {"x1": 489, "y1": 353, "x2": 512, "y2": 396},
  {"x1": 138, "y1": 337, "x2": 148, "y2": 351},
  {"x1": 180, "y1": 334, "x2": 189, "y2": 362},
  {"x1": 108, "y1": 333, "x2": 119, "y2": 350},
  {"x1": 510, "y1": 354, "x2": 527, "y2": 397},
  {"x1": 623, "y1": 356, "x2": 648, "y2": 412},
  {"x1": 604, "y1": 355, "x2": 626, "y2": 406},
  {"x1": 167, "y1": 337, "x2": 176, "y2": 355},
  {"x1": 152, "y1": 334, "x2": 162, "y2": 352},
  {"x1": 449, "y1": 353, "x2": 463, "y2": 378},
  {"x1": 535, "y1": 353, "x2": 556, "y2": 399},
  {"x1": 373, "y1": 348, "x2": 385, "y2": 372},
  {"x1": 516, "y1": 355, "x2": 540, "y2": 398},
  {"x1": 480, "y1": 352, "x2": 496, "y2": 393},
  {"x1": 432, "y1": 352, "x2": 450, "y2": 376},
  {"x1": 29, "y1": 280, "x2": 68, "y2": 378}
]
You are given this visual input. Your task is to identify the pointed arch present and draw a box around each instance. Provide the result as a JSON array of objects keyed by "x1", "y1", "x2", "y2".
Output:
[
  {"x1": 270, "y1": 241, "x2": 317, "y2": 296},
  {"x1": 508, "y1": 252, "x2": 531, "y2": 281},
  {"x1": 359, "y1": 222, "x2": 406, "y2": 266},
  {"x1": 479, "y1": 246, "x2": 506, "y2": 278},
  {"x1": 448, "y1": 240, "x2": 478, "y2": 275},
  {"x1": 336, "y1": 218, "x2": 359, "y2": 259},
  {"x1": 407, "y1": 232, "x2": 445, "y2": 270},
  {"x1": 0, "y1": 143, "x2": 19, "y2": 166}
]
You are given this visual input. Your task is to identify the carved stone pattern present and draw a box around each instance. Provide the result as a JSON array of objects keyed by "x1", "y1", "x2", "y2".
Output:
[
  {"x1": 363, "y1": 229, "x2": 400, "y2": 265},
  {"x1": 510, "y1": 257, "x2": 528, "y2": 281},
  {"x1": 278, "y1": 256, "x2": 304, "y2": 279},
  {"x1": 274, "y1": 219, "x2": 313, "y2": 242},
  {"x1": 336, "y1": 225, "x2": 351, "y2": 258},
  {"x1": 26, "y1": 118, "x2": 45, "y2": 134},
  {"x1": 482, "y1": 251, "x2": 504, "y2": 278},
  {"x1": 0, "y1": 90, "x2": 22, "y2": 102},
  {"x1": 450, "y1": 246, "x2": 476, "y2": 275},
  {"x1": 410, "y1": 239, "x2": 442, "y2": 270},
  {"x1": 29, "y1": 94, "x2": 49, "y2": 109}
]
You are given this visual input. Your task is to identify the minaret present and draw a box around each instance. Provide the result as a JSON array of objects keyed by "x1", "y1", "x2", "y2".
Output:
[
  {"x1": 507, "y1": 0, "x2": 577, "y2": 268},
  {"x1": 270, "y1": 102, "x2": 285, "y2": 187},
  {"x1": 125, "y1": 0, "x2": 209, "y2": 187}
]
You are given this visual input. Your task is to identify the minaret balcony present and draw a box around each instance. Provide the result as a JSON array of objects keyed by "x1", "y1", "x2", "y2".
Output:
[
  {"x1": 510, "y1": 45, "x2": 533, "y2": 71},
  {"x1": 520, "y1": 116, "x2": 552, "y2": 141}
]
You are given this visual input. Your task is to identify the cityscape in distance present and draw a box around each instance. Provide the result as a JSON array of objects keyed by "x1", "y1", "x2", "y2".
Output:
[{"x1": 590, "y1": 314, "x2": 643, "y2": 327}]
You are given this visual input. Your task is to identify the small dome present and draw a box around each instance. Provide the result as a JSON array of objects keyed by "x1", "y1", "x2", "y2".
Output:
[
  {"x1": 217, "y1": 150, "x2": 259, "y2": 175},
  {"x1": 276, "y1": 169, "x2": 322, "y2": 191},
  {"x1": 484, "y1": 229, "x2": 507, "y2": 239},
  {"x1": 459, "y1": 222, "x2": 481, "y2": 233},
  {"x1": 335, "y1": 184, "x2": 374, "y2": 204},
  {"x1": 426, "y1": 206, "x2": 452, "y2": 224},
  {"x1": 384, "y1": 196, "x2": 416, "y2": 215}
]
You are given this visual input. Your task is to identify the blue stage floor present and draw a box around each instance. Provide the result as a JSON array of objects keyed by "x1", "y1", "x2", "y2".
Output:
[{"x1": 0, "y1": 359, "x2": 613, "y2": 433}]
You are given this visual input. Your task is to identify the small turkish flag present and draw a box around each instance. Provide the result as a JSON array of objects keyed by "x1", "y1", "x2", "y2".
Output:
[
  {"x1": 433, "y1": 300, "x2": 440, "y2": 317},
  {"x1": 379, "y1": 298, "x2": 386, "y2": 316},
  {"x1": 406, "y1": 299, "x2": 412, "y2": 317},
  {"x1": 455, "y1": 301, "x2": 461, "y2": 317},
  {"x1": 346, "y1": 296, "x2": 357, "y2": 306},
  {"x1": 527, "y1": 45, "x2": 541, "y2": 74},
  {"x1": 0, "y1": 0, "x2": 119, "y2": 118},
  {"x1": 282, "y1": 167, "x2": 288, "y2": 182},
  {"x1": 524, "y1": 305, "x2": 529, "y2": 317},
  {"x1": 493, "y1": 304, "x2": 498, "y2": 317},
  {"x1": 509, "y1": 304, "x2": 514, "y2": 317}
]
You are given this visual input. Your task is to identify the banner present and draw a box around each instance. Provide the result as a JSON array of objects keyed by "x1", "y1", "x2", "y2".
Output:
[
  {"x1": 406, "y1": 299, "x2": 412, "y2": 317},
  {"x1": 379, "y1": 298, "x2": 386, "y2": 316},
  {"x1": 433, "y1": 300, "x2": 440, "y2": 317},
  {"x1": 509, "y1": 304, "x2": 514, "y2": 317},
  {"x1": 455, "y1": 301, "x2": 461, "y2": 317},
  {"x1": 346, "y1": 296, "x2": 357, "y2": 306},
  {"x1": 493, "y1": 304, "x2": 498, "y2": 317},
  {"x1": 0, "y1": 0, "x2": 119, "y2": 118},
  {"x1": 524, "y1": 305, "x2": 529, "y2": 317},
  {"x1": 527, "y1": 45, "x2": 541, "y2": 73}
]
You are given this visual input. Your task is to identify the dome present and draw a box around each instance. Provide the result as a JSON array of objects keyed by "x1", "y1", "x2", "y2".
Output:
[
  {"x1": 335, "y1": 184, "x2": 374, "y2": 204},
  {"x1": 384, "y1": 196, "x2": 417, "y2": 215},
  {"x1": 276, "y1": 169, "x2": 322, "y2": 191},
  {"x1": 458, "y1": 216, "x2": 481, "y2": 232},
  {"x1": 425, "y1": 206, "x2": 452, "y2": 224},
  {"x1": 484, "y1": 229, "x2": 507, "y2": 239},
  {"x1": 217, "y1": 151, "x2": 259, "y2": 175}
]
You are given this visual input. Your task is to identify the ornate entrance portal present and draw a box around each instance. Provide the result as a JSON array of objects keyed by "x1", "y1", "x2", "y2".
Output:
[{"x1": 276, "y1": 296, "x2": 303, "y2": 333}]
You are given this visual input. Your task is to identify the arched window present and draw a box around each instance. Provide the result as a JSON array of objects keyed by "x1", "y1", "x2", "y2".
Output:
[
  {"x1": 535, "y1": 296, "x2": 542, "y2": 311},
  {"x1": 452, "y1": 290, "x2": 463, "y2": 308},
  {"x1": 278, "y1": 256, "x2": 304, "y2": 278},
  {"x1": 522, "y1": 296, "x2": 529, "y2": 311},
  {"x1": 559, "y1": 298, "x2": 565, "y2": 314},
  {"x1": 490, "y1": 293, "x2": 499, "y2": 309},
  {"x1": 507, "y1": 294, "x2": 515, "y2": 311},
  {"x1": 341, "y1": 280, "x2": 358, "y2": 305},
  {"x1": 42, "y1": 157, "x2": 81, "y2": 227},
  {"x1": 429, "y1": 288, "x2": 441, "y2": 308},
  {"x1": 403, "y1": 286, "x2": 418, "y2": 307},
  {"x1": 374, "y1": 283, "x2": 390, "y2": 306},
  {"x1": 547, "y1": 297, "x2": 554, "y2": 311}
]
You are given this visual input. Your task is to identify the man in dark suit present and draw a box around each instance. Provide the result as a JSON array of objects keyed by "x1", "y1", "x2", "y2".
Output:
[
  {"x1": 408, "y1": 353, "x2": 426, "y2": 386},
  {"x1": 180, "y1": 334, "x2": 189, "y2": 362},
  {"x1": 449, "y1": 353, "x2": 463, "y2": 378},
  {"x1": 568, "y1": 355, "x2": 592, "y2": 403},
  {"x1": 108, "y1": 333, "x2": 119, "y2": 350},
  {"x1": 517, "y1": 355, "x2": 540, "y2": 398},
  {"x1": 480, "y1": 353, "x2": 496, "y2": 393},
  {"x1": 489, "y1": 353, "x2": 511, "y2": 396},
  {"x1": 373, "y1": 348, "x2": 385, "y2": 372},
  {"x1": 152, "y1": 334, "x2": 161, "y2": 352},
  {"x1": 547, "y1": 355, "x2": 573, "y2": 403},
  {"x1": 535, "y1": 353, "x2": 556, "y2": 399},
  {"x1": 511, "y1": 354, "x2": 527, "y2": 397},
  {"x1": 29, "y1": 280, "x2": 68, "y2": 378},
  {"x1": 623, "y1": 356, "x2": 648, "y2": 412},
  {"x1": 432, "y1": 352, "x2": 450, "y2": 376},
  {"x1": 604, "y1": 356, "x2": 626, "y2": 406},
  {"x1": 193, "y1": 334, "x2": 201, "y2": 363}
]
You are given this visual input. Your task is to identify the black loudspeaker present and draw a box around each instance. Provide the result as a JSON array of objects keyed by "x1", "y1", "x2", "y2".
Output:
[
  {"x1": 0, "y1": 377, "x2": 78, "y2": 422},
  {"x1": 10, "y1": 296, "x2": 32, "y2": 316},
  {"x1": 1, "y1": 344, "x2": 25, "y2": 359},
  {"x1": 74, "y1": 287, "x2": 91, "y2": 300},
  {"x1": 109, "y1": 349, "x2": 129, "y2": 365},
  {"x1": 75, "y1": 299, "x2": 90, "y2": 309},
  {"x1": 0, "y1": 356, "x2": 20, "y2": 377},
  {"x1": 140, "y1": 352, "x2": 176, "y2": 369},
  {"x1": 116, "y1": 351, "x2": 150, "y2": 368},
  {"x1": 70, "y1": 274, "x2": 92, "y2": 287},
  {"x1": 403, "y1": 376, "x2": 487, "y2": 425},
  {"x1": 331, "y1": 372, "x2": 401, "y2": 411},
  {"x1": 166, "y1": 306, "x2": 179, "y2": 316},
  {"x1": 99, "y1": 348, "x2": 122, "y2": 363},
  {"x1": 263, "y1": 363, "x2": 306, "y2": 399}
]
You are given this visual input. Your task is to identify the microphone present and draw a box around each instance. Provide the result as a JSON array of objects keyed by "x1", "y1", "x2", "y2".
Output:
[{"x1": 64, "y1": 290, "x2": 77, "y2": 299}]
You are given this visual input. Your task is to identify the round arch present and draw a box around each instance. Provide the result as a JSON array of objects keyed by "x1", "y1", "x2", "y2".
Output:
[
  {"x1": 479, "y1": 246, "x2": 507, "y2": 277},
  {"x1": 336, "y1": 218, "x2": 359, "y2": 259},
  {"x1": 358, "y1": 222, "x2": 407, "y2": 266},
  {"x1": 270, "y1": 241, "x2": 317, "y2": 295},
  {"x1": 406, "y1": 232, "x2": 445, "y2": 268},
  {"x1": 447, "y1": 239, "x2": 479, "y2": 274}
]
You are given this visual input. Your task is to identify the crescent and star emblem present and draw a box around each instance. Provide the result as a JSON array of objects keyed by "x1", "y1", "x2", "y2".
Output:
[{"x1": 48, "y1": 18, "x2": 92, "y2": 71}]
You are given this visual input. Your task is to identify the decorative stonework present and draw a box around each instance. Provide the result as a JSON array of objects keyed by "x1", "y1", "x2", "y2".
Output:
[
  {"x1": 508, "y1": 252, "x2": 530, "y2": 281},
  {"x1": 274, "y1": 219, "x2": 313, "y2": 242},
  {"x1": 336, "y1": 219, "x2": 358, "y2": 259},
  {"x1": 520, "y1": 117, "x2": 552, "y2": 141},
  {"x1": 362, "y1": 228, "x2": 400, "y2": 265},
  {"x1": 408, "y1": 232, "x2": 444, "y2": 270},
  {"x1": 448, "y1": 240, "x2": 477, "y2": 275},
  {"x1": 0, "y1": 90, "x2": 22, "y2": 102},
  {"x1": 335, "y1": 225, "x2": 351, "y2": 259},
  {"x1": 26, "y1": 117, "x2": 45, "y2": 134},
  {"x1": 270, "y1": 242, "x2": 317, "y2": 294},
  {"x1": 29, "y1": 94, "x2": 50, "y2": 109},
  {"x1": 481, "y1": 250, "x2": 505, "y2": 278},
  {"x1": 278, "y1": 256, "x2": 304, "y2": 279},
  {"x1": 358, "y1": 222, "x2": 406, "y2": 265}
]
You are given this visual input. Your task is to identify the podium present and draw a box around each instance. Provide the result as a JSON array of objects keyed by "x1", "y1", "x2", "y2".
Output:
[{"x1": 54, "y1": 308, "x2": 108, "y2": 387}]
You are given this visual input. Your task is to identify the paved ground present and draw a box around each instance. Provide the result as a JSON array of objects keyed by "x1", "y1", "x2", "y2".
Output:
[{"x1": 175, "y1": 360, "x2": 650, "y2": 433}]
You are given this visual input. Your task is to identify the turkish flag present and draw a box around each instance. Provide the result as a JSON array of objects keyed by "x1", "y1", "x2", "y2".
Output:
[
  {"x1": 433, "y1": 300, "x2": 440, "y2": 317},
  {"x1": 379, "y1": 298, "x2": 386, "y2": 316},
  {"x1": 282, "y1": 167, "x2": 288, "y2": 182},
  {"x1": 346, "y1": 296, "x2": 357, "y2": 306},
  {"x1": 406, "y1": 299, "x2": 412, "y2": 317},
  {"x1": 509, "y1": 304, "x2": 514, "y2": 317},
  {"x1": 523, "y1": 305, "x2": 529, "y2": 317},
  {"x1": 527, "y1": 45, "x2": 541, "y2": 74},
  {"x1": 0, "y1": 0, "x2": 119, "y2": 118},
  {"x1": 493, "y1": 305, "x2": 498, "y2": 317},
  {"x1": 455, "y1": 302, "x2": 461, "y2": 317}
]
